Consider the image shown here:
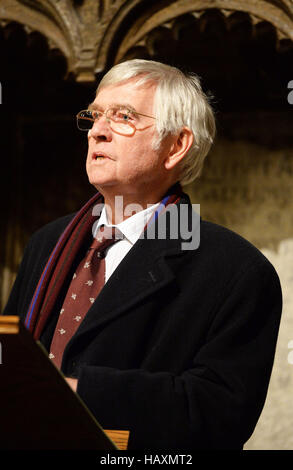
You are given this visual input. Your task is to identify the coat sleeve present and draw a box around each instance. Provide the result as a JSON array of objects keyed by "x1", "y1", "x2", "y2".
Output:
[{"x1": 76, "y1": 258, "x2": 282, "y2": 450}]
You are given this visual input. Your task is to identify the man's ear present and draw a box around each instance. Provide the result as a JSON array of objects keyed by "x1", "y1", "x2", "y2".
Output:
[{"x1": 164, "y1": 127, "x2": 194, "y2": 170}]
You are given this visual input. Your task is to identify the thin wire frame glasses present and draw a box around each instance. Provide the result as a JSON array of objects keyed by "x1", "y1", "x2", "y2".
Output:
[{"x1": 76, "y1": 107, "x2": 155, "y2": 137}]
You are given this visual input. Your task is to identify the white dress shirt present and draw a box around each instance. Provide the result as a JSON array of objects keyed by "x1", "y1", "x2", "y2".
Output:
[{"x1": 94, "y1": 203, "x2": 159, "y2": 282}]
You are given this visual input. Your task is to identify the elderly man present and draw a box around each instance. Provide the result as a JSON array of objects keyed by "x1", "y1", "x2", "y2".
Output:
[{"x1": 3, "y1": 59, "x2": 282, "y2": 450}]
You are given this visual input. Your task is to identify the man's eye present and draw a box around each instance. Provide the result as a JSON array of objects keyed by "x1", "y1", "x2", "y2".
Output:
[{"x1": 116, "y1": 110, "x2": 131, "y2": 121}]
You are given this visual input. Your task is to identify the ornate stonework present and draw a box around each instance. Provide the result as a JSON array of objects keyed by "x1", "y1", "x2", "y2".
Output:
[{"x1": 0, "y1": 0, "x2": 292, "y2": 81}]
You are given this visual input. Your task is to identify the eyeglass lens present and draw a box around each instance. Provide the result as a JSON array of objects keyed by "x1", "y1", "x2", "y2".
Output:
[{"x1": 77, "y1": 110, "x2": 135, "y2": 135}]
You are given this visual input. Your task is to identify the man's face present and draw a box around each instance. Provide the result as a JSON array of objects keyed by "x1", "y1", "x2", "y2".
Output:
[{"x1": 86, "y1": 79, "x2": 173, "y2": 199}]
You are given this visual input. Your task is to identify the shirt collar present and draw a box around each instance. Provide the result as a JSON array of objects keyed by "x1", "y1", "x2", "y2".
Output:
[{"x1": 95, "y1": 203, "x2": 160, "y2": 245}]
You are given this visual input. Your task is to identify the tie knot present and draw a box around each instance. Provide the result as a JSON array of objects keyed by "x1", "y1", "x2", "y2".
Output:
[{"x1": 90, "y1": 226, "x2": 123, "y2": 258}]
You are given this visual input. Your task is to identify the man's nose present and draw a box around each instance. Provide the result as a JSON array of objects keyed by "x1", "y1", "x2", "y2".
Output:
[{"x1": 89, "y1": 114, "x2": 112, "y2": 141}]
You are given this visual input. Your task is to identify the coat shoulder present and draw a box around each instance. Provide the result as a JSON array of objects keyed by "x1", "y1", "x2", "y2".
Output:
[
  {"x1": 29, "y1": 213, "x2": 76, "y2": 247},
  {"x1": 199, "y1": 219, "x2": 276, "y2": 273},
  {"x1": 32, "y1": 213, "x2": 76, "y2": 237}
]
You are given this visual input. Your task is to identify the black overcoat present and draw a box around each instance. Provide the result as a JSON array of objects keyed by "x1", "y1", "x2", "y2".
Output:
[{"x1": 3, "y1": 194, "x2": 282, "y2": 450}]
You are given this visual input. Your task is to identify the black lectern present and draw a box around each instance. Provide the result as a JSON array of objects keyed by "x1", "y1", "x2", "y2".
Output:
[{"x1": 0, "y1": 316, "x2": 129, "y2": 450}]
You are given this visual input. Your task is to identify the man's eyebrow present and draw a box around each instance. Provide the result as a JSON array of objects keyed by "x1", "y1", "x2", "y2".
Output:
[{"x1": 88, "y1": 102, "x2": 138, "y2": 113}]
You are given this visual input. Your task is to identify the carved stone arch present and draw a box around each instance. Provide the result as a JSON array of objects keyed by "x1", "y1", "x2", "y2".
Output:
[
  {"x1": 112, "y1": 0, "x2": 293, "y2": 64},
  {"x1": 0, "y1": 0, "x2": 292, "y2": 81},
  {"x1": 0, "y1": 0, "x2": 145, "y2": 81},
  {"x1": 0, "y1": 0, "x2": 72, "y2": 71}
]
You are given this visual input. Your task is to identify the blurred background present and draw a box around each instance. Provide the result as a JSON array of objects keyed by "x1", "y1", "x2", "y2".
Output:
[{"x1": 0, "y1": 0, "x2": 292, "y2": 449}]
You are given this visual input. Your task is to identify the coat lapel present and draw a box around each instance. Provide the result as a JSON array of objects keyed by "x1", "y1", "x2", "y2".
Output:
[{"x1": 66, "y1": 237, "x2": 184, "y2": 345}]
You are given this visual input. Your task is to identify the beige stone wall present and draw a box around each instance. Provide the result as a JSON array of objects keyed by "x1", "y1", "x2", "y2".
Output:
[
  {"x1": 186, "y1": 139, "x2": 293, "y2": 251},
  {"x1": 245, "y1": 240, "x2": 293, "y2": 449},
  {"x1": 186, "y1": 130, "x2": 293, "y2": 449}
]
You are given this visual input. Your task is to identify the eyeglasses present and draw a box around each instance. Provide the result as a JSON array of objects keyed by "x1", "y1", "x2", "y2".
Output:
[{"x1": 76, "y1": 106, "x2": 155, "y2": 136}]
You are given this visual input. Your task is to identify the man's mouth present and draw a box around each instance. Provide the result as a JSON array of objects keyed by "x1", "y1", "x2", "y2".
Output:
[{"x1": 91, "y1": 152, "x2": 108, "y2": 161}]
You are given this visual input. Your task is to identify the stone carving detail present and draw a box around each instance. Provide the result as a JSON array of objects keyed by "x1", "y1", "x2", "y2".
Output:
[
  {"x1": 0, "y1": 0, "x2": 292, "y2": 81},
  {"x1": 115, "y1": 0, "x2": 293, "y2": 63},
  {"x1": 0, "y1": 0, "x2": 124, "y2": 81}
]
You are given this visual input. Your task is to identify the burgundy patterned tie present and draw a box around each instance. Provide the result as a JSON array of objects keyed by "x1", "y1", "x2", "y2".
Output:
[{"x1": 49, "y1": 226, "x2": 122, "y2": 369}]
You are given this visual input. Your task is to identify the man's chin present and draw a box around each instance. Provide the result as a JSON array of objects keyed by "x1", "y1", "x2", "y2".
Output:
[{"x1": 88, "y1": 179, "x2": 118, "y2": 193}]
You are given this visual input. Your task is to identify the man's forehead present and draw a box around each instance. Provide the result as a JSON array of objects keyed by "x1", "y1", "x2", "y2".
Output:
[{"x1": 90, "y1": 79, "x2": 157, "y2": 110}]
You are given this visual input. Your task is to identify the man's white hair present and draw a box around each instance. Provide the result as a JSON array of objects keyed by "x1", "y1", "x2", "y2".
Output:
[{"x1": 97, "y1": 59, "x2": 216, "y2": 185}]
